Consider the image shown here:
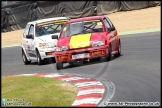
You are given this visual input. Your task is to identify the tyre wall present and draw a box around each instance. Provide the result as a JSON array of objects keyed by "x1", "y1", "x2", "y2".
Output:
[{"x1": 1, "y1": 1, "x2": 161, "y2": 32}]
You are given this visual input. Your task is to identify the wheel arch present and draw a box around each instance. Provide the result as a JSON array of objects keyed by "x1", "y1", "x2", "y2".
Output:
[
  {"x1": 35, "y1": 47, "x2": 39, "y2": 54},
  {"x1": 35, "y1": 47, "x2": 44, "y2": 60},
  {"x1": 119, "y1": 38, "x2": 121, "y2": 44},
  {"x1": 22, "y1": 47, "x2": 30, "y2": 61},
  {"x1": 108, "y1": 41, "x2": 112, "y2": 50}
]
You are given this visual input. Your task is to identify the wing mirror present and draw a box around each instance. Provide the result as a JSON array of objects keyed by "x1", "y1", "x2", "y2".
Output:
[
  {"x1": 26, "y1": 34, "x2": 33, "y2": 39},
  {"x1": 52, "y1": 35, "x2": 58, "y2": 39}
]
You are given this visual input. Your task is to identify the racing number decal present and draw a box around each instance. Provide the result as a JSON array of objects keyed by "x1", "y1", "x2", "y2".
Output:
[{"x1": 27, "y1": 45, "x2": 30, "y2": 51}]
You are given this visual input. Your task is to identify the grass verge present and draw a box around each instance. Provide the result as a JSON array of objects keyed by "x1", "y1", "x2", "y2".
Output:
[{"x1": 2, "y1": 76, "x2": 78, "y2": 106}]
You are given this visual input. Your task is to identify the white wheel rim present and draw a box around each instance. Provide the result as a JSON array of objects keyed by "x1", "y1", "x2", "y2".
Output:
[
  {"x1": 23, "y1": 54, "x2": 26, "y2": 62},
  {"x1": 37, "y1": 56, "x2": 40, "y2": 63}
]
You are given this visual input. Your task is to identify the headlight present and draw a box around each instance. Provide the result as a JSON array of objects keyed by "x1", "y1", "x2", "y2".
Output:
[
  {"x1": 39, "y1": 43, "x2": 45, "y2": 48},
  {"x1": 39, "y1": 42, "x2": 55, "y2": 48},
  {"x1": 92, "y1": 41, "x2": 105, "y2": 47},
  {"x1": 45, "y1": 42, "x2": 55, "y2": 48},
  {"x1": 56, "y1": 46, "x2": 68, "y2": 51}
]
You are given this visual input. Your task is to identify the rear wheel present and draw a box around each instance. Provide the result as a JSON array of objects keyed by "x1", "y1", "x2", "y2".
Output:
[
  {"x1": 22, "y1": 49, "x2": 31, "y2": 65},
  {"x1": 56, "y1": 62, "x2": 63, "y2": 70},
  {"x1": 115, "y1": 42, "x2": 121, "y2": 57},
  {"x1": 107, "y1": 46, "x2": 112, "y2": 61},
  {"x1": 36, "y1": 50, "x2": 44, "y2": 65}
]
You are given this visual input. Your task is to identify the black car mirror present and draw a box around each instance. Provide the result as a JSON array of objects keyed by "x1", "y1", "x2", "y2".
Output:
[
  {"x1": 26, "y1": 34, "x2": 33, "y2": 39},
  {"x1": 52, "y1": 35, "x2": 58, "y2": 39}
]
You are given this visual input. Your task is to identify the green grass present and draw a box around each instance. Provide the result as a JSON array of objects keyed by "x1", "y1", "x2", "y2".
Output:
[{"x1": 2, "y1": 76, "x2": 78, "y2": 106}]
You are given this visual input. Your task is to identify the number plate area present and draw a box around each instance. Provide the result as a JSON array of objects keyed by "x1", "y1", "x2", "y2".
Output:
[{"x1": 72, "y1": 53, "x2": 89, "y2": 59}]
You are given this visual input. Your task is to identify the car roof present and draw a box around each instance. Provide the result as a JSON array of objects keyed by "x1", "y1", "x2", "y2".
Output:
[
  {"x1": 68, "y1": 15, "x2": 105, "y2": 23},
  {"x1": 28, "y1": 17, "x2": 68, "y2": 24}
]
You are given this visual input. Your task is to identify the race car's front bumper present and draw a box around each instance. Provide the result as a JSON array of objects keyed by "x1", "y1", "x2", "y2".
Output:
[
  {"x1": 39, "y1": 48, "x2": 55, "y2": 60},
  {"x1": 54, "y1": 45, "x2": 109, "y2": 63}
]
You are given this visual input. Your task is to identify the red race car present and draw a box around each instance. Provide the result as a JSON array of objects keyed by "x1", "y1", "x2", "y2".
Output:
[{"x1": 52, "y1": 15, "x2": 121, "y2": 70}]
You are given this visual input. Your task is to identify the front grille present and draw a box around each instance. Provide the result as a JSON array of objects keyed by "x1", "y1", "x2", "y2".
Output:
[{"x1": 72, "y1": 51, "x2": 89, "y2": 55}]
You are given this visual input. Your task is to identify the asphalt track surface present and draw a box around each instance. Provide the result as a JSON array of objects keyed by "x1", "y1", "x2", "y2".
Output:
[{"x1": 2, "y1": 31, "x2": 161, "y2": 104}]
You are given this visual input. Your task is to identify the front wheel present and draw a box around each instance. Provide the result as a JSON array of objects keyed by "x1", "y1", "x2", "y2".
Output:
[
  {"x1": 107, "y1": 46, "x2": 112, "y2": 61},
  {"x1": 22, "y1": 49, "x2": 31, "y2": 65},
  {"x1": 36, "y1": 50, "x2": 44, "y2": 65},
  {"x1": 56, "y1": 62, "x2": 63, "y2": 70}
]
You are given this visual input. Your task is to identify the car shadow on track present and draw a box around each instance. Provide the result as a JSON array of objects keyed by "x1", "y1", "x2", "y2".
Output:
[
  {"x1": 27, "y1": 54, "x2": 123, "y2": 67},
  {"x1": 63, "y1": 54, "x2": 123, "y2": 69},
  {"x1": 27, "y1": 58, "x2": 56, "y2": 65}
]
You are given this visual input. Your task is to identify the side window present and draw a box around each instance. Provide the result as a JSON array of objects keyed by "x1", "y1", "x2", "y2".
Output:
[
  {"x1": 103, "y1": 18, "x2": 111, "y2": 28},
  {"x1": 60, "y1": 23, "x2": 69, "y2": 38},
  {"x1": 59, "y1": 26, "x2": 65, "y2": 38},
  {"x1": 23, "y1": 24, "x2": 30, "y2": 38},
  {"x1": 105, "y1": 17, "x2": 113, "y2": 27},
  {"x1": 28, "y1": 25, "x2": 34, "y2": 36}
]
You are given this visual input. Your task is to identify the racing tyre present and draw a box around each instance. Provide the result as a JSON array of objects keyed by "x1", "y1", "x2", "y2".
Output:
[
  {"x1": 56, "y1": 62, "x2": 63, "y2": 70},
  {"x1": 22, "y1": 50, "x2": 31, "y2": 65},
  {"x1": 115, "y1": 42, "x2": 121, "y2": 57},
  {"x1": 37, "y1": 51, "x2": 44, "y2": 65},
  {"x1": 107, "y1": 46, "x2": 112, "y2": 61}
]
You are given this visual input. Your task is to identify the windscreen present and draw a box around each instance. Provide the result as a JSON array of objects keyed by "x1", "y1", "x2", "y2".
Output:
[
  {"x1": 61, "y1": 19, "x2": 105, "y2": 37},
  {"x1": 36, "y1": 19, "x2": 68, "y2": 37}
]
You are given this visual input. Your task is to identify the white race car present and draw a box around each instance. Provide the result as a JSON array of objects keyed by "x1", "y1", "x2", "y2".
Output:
[{"x1": 21, "y1": 17, "x2": 69, "y2": 65}]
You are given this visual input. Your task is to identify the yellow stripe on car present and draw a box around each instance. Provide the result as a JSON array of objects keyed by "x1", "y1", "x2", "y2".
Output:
[
  {"x1": 38, "y1": 20, "x2": 68, "y2": 26},
  {"x1": 38, "y1": 21, "x2": 54, "y2": 26},
  {"x1": 54, "y1": 20, "x2": 68, "y2": 23},
  {"x1": 69, "y1": 33, "x2": 91, "y2": 49}
]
